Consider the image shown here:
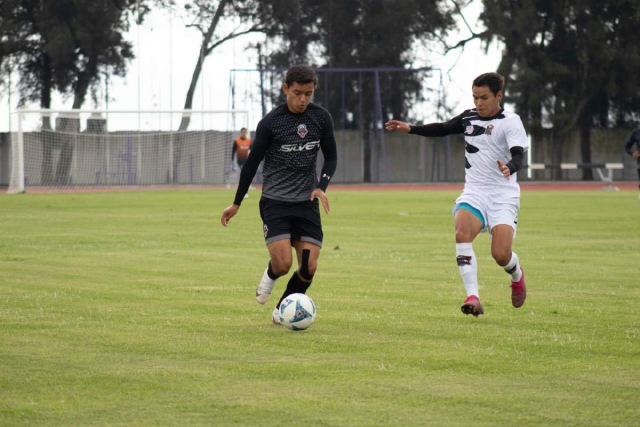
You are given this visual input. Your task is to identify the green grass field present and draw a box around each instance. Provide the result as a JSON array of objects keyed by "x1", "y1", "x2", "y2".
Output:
[{"x1": 1, "y1": 188, "x2": 639, "y2": 426}]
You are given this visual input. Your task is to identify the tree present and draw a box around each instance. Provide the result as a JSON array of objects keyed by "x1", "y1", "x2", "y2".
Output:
[
  {"x1": 480, "y1": 0, "x2": 640, "y2": 179},
  {"x1": 167, "y1": 0, "x2": 268, "y2": 182},
  {"x1": 255, "y1": 0, "x2": 454, "y2": 181},
  {"x1": 64, "y1": 0, "x2": 141, "y2": 110},
  {"x1": 7, "y1": 0, "x2": 143, "y2": 110},
  {"x1": 0, "y1": 0, "x2": 29, "y2": 96},
  {"x1": 258, "y1": 0, "x2": 452, "y2": 123},
  {"x1": 3, "y1": 0, "x2": 146, "y2": 184},
  {"x1": 176, "y1": 0, "x2": 265, "y2": 131}
]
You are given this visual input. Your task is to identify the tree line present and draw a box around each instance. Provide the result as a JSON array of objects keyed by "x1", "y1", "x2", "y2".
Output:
[{"x1": 1, "y1": 0, "x2": 639, "y2": 180}]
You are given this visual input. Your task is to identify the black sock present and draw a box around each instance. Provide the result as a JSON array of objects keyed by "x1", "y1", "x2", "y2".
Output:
[
  {"x1": 267, "y1": 262, "x2": 280, "y2": 280},
  {"x1": 276, "y1": 272, "x2": 312, "y2": 308}
]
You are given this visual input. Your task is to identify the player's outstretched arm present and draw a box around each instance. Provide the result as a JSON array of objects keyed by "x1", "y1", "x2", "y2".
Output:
[
  {"x1": 385, "y1": 120, "x2": 411, "y2": 133},
  {"x1": 386, "y1": 112, "x2": 465, "y2": 137}
]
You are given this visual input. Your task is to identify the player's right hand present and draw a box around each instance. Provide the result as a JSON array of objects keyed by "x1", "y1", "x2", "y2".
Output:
[
  {"x1": 384, "y1": 120, "x2": 411, "y2": 133},
  {"x1": 633, "y1": 151, "x2": 640, "y2": 159},
  {"x1": 221, "y1": 204, "x2": 239, "y2": 226}
]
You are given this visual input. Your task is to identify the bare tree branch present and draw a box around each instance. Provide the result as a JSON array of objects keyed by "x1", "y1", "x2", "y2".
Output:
[
  {"x1": 205, "y1": 25, "x2": 265, "y2": 55},
  {"x1": 178, "y1": 0, "x2": 230, "y2": 132},
  {"x1": 451, "y1": 0, "x2": 475, "y2": 35},
  {"x1": 444, "y1": 31, "x2": 489, "y2": 53},
  {"x1": 437, "y1": 1, "x2": 489, "y2": 54},
  {"x1": 185, "y1": 23, "x2": 204, "y2": 33},
  {"x1": 432, "y1": 33, "x2": 450, "y2": 52},
  {"x1": 447, "y1": 47, "x2": 465, "y2": 81}
]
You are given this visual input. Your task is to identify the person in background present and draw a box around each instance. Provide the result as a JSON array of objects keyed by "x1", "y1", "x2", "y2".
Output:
[
  {"x1": 231, "y1": 127, "x2": 252, "y2": 171},
  {"x1": 623, "y1": 128, "x2": 640, "y2": 199}
]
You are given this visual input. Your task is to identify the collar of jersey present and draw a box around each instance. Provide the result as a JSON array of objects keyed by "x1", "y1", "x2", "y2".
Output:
[{"x1": 472, "y1": 108, "x2": 504, "y2": 121}]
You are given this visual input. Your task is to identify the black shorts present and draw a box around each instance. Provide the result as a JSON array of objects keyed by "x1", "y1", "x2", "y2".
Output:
[
  {"x1": 237, "y1": 159, "x2": 247, "y2": 169},
  {"x1": 259, "y1": 198, "x2": 323, "y2": 247}
]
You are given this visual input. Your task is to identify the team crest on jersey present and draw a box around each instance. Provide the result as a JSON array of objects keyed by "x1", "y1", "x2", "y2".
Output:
[
  {"x1": 297, "y1": 124, "x2": 308, "y2": 138},
  {"x1": 485, "y1": 124, "x2": 494, "y2": 135},
  {"x1": 465, "y1": 125, "x2": 474, "y2": 134}
]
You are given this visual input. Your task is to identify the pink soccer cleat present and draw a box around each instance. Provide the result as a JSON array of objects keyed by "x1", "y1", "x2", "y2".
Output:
[
  {"x1": 510, "y1": 268, "x2": 527, "y2": 308},
  {"x1": 461, "y1": 295, "x2": 484, "y2": 317}
]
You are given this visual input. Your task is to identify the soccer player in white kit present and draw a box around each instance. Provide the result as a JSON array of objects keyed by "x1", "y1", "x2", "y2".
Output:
[{"x1": 385, "y1": 72, "x2": 528, "y2": 317}]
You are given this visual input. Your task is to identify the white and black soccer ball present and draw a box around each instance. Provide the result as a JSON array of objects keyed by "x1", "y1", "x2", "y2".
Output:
[{"x1": 278, "y1": 293, "x2": 316, "y2": 331}]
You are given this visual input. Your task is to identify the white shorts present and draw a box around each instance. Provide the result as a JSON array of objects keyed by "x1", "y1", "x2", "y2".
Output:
[{"x1": 452, "y1": 186, "x2": 520, "y2": 236}]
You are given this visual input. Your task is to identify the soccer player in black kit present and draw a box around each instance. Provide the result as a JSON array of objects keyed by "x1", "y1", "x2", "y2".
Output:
[
  {"x1": 624, "y1": 128, "x2": 640, "y2": 199},
  {"x1": 220, "y1": 65, "x2": 338, "y2": 324}
]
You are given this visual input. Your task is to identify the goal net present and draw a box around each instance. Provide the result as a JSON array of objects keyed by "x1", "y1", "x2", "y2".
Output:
[{"x1": 8, "y1": 109, "x2": 250, "y2": 194}]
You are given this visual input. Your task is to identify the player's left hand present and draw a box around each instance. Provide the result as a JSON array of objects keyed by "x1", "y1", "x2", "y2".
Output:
[
  {"x1": 497, "y1": 160, "x2": 511, "y2": 179},
  {"x1": 311, "y1": 188, "x2": 330, "y2": 214},
  {"x1": 633, "y1": 151, "x2": 640, "y2": 160}
]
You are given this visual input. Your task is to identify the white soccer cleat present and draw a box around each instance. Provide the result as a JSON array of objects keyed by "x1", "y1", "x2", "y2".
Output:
[
  {"x1": 255, "y1": 267, "x2": 277, "y2": 304},
  {"x1": 271, "y1": 307, "x2": 282, "y2": 325}
]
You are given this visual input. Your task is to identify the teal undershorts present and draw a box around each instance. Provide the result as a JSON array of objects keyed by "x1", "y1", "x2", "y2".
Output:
[{"x1": 455, "y1": 202, "x2": 486, "y2": 229}]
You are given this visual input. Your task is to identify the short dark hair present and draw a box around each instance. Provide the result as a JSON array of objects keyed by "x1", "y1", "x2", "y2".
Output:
[
  {"x1": 240, "y1": 127, "x2": 247, "y2": 131},
  {"x1": 472, "y1": 72, "x2": 504, "y2": 96},
  {"x1": 285, "y1": 64, "x2": 318, "y2": 87}
]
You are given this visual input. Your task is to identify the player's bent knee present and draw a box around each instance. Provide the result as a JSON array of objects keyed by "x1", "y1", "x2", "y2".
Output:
[
  {"x1": 491, "y1": 249, "x2": 511, "y2": 266},
  {"x1": 303, "y1": 261, "x2": 317, "y2": 278},
  {"x1": 272, "y1": 266, "x2": 291, "y2": 276},
  {"x1": 271, "y1": 258, "x2": 292, "y2": 276},
  {"x1": 455, "y1": 230, "x2": 473, "y2": 243}
]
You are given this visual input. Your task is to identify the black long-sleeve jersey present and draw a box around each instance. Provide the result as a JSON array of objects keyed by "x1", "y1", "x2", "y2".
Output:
[
  {"x1": 233, "y1": 103, "x2": 338, "y2": 205},
  {"x1": 624, "y1": 129, "x2": 640, "y2": 164}
]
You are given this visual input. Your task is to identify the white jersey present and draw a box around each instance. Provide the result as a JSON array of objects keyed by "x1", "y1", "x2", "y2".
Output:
[
  {"x1": 408, "y1": 107, "x2": 529, "y2": 231},
  {"x1": 445, "y1": 108, "x2": 529, "y2": 192}
]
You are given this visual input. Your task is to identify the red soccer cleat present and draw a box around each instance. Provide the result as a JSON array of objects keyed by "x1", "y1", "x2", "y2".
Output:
[
  {"x1": 510, "y1": 268, "x2": 526, "y2": 308},
  {"x1": 461, "y1": 295, "x2": 484, "y2": 317}
]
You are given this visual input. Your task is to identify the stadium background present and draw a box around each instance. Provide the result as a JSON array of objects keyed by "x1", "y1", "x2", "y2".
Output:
[
  {"x1": 2, "y1": 0, "x2": 639, "y2": 191},
  {"x1": 1, "y1": 2, "x2": 639, "y2": 426}
]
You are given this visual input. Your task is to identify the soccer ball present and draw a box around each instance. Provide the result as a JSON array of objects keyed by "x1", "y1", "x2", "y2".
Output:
[{"x1": 278, "y1": 293, "x2": 316, "y2": 331}]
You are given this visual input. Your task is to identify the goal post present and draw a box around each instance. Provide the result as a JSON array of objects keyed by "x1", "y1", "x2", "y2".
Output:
[{"x1": 8, "y1": 109, "x2": 250, "y2": 194}]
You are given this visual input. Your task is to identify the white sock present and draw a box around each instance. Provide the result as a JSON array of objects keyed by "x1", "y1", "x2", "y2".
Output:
[
  {"x1": 258, "y1": 267, "x2": 278, "y2": 293},
  {"x1": 503, "y1": 252, "x2": 522, "y2": 282},
  {"x1": 456, "y1": 243, "x2": 479, "y2": 298}
]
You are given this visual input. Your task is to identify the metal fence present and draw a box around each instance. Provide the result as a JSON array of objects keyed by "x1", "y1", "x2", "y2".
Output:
[{"x1": 1, "y1": 128, "x2": 637, "y2": 187}]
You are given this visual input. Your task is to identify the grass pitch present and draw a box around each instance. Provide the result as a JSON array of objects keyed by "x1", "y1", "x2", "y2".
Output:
[{"x1": 0, "y1": 188, "x2": 639, "y2": 426}]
